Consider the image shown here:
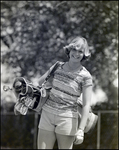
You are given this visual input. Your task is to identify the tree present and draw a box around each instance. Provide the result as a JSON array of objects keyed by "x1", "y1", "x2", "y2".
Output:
[{"x1": 1, "y1": 1, "x2": 118, "y2": 110}]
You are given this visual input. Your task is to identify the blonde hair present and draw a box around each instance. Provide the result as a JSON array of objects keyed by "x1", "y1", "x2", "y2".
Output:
[{"x1": 63, "y1": 36, "x2": 91, "y2": 60}]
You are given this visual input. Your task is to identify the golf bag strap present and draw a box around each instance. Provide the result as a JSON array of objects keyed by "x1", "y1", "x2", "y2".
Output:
[{"x1": 45, "y1": 61, "x2": 63, "y2": 81}]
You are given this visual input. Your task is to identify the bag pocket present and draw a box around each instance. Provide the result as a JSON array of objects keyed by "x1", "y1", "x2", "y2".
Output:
[{"x1": 14, "y1": 101, "x2": 28, "y2": 115}]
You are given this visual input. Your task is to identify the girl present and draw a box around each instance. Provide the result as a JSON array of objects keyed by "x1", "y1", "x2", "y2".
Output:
[{"x1": 37, "y1": 36, "x2": 93, "y2": 149}]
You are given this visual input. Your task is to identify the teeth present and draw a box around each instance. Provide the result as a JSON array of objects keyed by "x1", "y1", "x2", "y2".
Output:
[{"x1": 73, "y1": 56, "x2": 79, "y2": 59}]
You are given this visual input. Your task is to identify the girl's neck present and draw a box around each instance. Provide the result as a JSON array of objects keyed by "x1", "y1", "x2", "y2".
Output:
[{"x1": 66, "y1": 61, "x2": 82, "y2": 72}]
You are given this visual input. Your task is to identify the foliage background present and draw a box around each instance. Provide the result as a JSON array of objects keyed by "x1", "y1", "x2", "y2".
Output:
[{"x1": 1, "y1": 1, "x2": 118, "y2": 149}]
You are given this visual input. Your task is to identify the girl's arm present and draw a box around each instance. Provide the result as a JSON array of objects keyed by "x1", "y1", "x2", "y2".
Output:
[
  {"x1": 74, "y1": 85, "x2": 92, "y2": 145},
  {"x1": 78, "y1": 85, "x2": 92, "y2": 130}
]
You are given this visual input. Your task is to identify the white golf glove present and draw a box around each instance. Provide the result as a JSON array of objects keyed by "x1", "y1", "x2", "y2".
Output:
[{"x1": 74, "y1": 128, "x2": 84, "y2": 145}]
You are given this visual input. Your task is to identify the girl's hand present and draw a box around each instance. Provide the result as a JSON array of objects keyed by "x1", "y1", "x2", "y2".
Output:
[{"x1": 74, "y1": 129, "x2": 84, "y2": 145}]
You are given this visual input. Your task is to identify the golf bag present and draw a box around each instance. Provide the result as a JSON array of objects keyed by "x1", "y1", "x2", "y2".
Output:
[{"x1": 13, "y1": 61, "x2": 62, "y2": 115}]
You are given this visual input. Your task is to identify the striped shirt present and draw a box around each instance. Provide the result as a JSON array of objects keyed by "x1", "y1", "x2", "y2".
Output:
[{"x1": 43, "y1": 62, "x2": 93, "y2": 118}]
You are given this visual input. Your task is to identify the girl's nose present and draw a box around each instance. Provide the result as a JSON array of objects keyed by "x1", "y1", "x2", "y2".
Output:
[{"x1": 76, "y1": 50, "x2": 80, "y2": 55}]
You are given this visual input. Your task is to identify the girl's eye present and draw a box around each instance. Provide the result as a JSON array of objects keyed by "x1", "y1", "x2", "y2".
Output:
[
  {"x1": 72, "y1": 48, "x2": 77, "y2": 51},
  {"x1": 79, "y1": 51, "x2": 83, "y2": 53},
  {"x1": 72, "y1": 49, "x2": 83, "y2": 53}
]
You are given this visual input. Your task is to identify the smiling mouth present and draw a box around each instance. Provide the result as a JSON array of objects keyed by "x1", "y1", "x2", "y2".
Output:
[{"x1": 73, "y1": 55, "x2": 80, "y2": 59}]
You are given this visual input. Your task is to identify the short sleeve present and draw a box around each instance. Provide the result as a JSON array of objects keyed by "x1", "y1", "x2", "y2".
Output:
[{"x1": 82, "y1": 73, "x2": 93, "y2": 87}]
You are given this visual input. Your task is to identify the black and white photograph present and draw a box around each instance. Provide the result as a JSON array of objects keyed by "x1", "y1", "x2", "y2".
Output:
[{"x1": 1, "y1": 1, "x2": 118, "y2": 149}]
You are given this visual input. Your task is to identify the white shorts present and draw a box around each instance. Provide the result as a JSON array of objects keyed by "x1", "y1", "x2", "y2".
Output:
[{"x1": 38, "y1": 109, "x2": 78, "y2": 136}]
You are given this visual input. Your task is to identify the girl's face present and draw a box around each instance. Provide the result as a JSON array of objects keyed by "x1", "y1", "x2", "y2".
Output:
[{"x1": 69, "y1": 44, "x2": 84, "y2": 63}]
